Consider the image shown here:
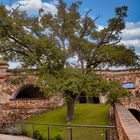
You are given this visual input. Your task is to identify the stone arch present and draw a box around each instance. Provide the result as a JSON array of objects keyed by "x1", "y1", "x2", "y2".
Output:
[
  {"x1": 11, "y1": 84, "x2": 45, "y2": 99},
  {"x1": 125, "y1": 102, "x2": 140, "y2": 112},
  {"x1": 2, "y1": 75, "x2": 37, "y2": 96},
  {"x1": 128, "y1": 108, "x2": 140, "y2": 122}
]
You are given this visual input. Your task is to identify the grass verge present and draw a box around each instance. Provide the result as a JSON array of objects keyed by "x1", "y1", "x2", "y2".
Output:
[{"x1": 19, "y1": 104, "x2": 110, "y2": 140}]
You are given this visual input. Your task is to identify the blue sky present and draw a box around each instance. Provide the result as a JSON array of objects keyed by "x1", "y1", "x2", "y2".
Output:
[
  {"x1": 67, "y1": 0, "x2": 140, "y2": 24},
  {"x1": 1, "y1": 0, "x2": 140, "y2": 23},
  {"x1": 0, "y1": 0, "x2": 140, "y2": 68}
]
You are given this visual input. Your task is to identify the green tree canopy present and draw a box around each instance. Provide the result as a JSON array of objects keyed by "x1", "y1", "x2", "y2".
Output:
[
  {"x1": 0, "y1": 1, "x2": 139, "y2": 121},
  {"x1": 0, "y1": 1, "x2": 139, "y2": 71}
]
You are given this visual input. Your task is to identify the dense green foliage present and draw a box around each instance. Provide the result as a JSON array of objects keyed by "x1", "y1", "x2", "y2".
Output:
[
  {"x1": 0, "y1": 1, "x2": 139, "y2": 70},
  {"x1": 0, "y1": 0, "x2": 138, "y2": 120},
  {"x1": 37, "y1": 68, "x2": 128, "y2": 102}
]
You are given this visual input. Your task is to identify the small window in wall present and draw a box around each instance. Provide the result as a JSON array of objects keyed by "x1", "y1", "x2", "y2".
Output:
[{"x1": 122, "y1": 82, "x2": 135, "y2": 89}]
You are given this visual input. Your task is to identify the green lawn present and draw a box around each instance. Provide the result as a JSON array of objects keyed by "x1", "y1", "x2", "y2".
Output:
[{"x1": 20, "y1": 104, "x2": 110, "y2": 140}]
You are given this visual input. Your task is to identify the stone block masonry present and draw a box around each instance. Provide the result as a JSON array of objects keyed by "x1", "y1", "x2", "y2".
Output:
[
  {"x1": 1, "y1": 59, "x2": 140, "y2": 139},
  {"x1": 1, "y1": 59, "x2": 140, "y2": 104},
  {"x1": 119, "y1": 96, "x2": 140, "y2": 112},
  {"x1": 0, "y1": 97, "x2": 64, "y2": 127},
  {"x1": 115, "y1": 103, "x2": 140, "y2": 140}
]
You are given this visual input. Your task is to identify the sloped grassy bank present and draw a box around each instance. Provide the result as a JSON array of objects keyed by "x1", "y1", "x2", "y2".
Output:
[{"x1": 22, "y1": 104, "x2": 110, "y2": 140}]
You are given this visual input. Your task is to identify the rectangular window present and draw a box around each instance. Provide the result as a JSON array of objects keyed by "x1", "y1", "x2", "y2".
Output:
[{"x1": 122, "y1": 83, "x2": 135, "y2": 89}]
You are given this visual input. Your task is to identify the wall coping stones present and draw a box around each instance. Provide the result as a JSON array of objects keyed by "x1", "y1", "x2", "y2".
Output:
[{"x1": 115, "y1": 103, "x2": 140, "y2": 140}]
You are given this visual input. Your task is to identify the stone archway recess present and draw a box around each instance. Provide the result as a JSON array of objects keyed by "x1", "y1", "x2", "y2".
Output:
[
  {"x1": 0, "y1": 75, "x2": 38, "y2": 103},
  {"x1": 11, "y1": 84, "x2": 45, "y2": 99},
  {"x1": 129, "y1": 109, "x2": 140, "y2": 122}
]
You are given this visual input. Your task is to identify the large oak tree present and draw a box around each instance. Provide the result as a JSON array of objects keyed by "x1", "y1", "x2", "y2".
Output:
[{"x1": 0, "y1": 0, "x2": 139, "y2": 121}]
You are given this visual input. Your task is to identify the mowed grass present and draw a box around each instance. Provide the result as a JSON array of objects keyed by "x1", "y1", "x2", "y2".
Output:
[{"x1": 22, "y1": 104, "x2": 110, "y2": 140}]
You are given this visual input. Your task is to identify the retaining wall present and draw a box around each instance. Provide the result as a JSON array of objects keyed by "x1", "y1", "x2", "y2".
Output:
[
  {"x1": 0, "y1": 97, "x2": 64, "y2": 127},
  {"x1": 115, "y1": 103, "x2": 140, "y2": 140}
]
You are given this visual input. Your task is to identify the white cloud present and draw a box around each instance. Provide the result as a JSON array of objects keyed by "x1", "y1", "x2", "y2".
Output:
[
  {"x1": 8, "y1": 61, "x2": 20, "y2": 69},
  {"x1": 122, "y1": 29, "x2": 140, "y2": 40},
  {"x1": 96, "y1": 25, "x2": 104, "y2": 31},
  {"x1": 125, "y1": 22, "x2": 140, "y2": 29},
  {"x1": 97, "y1": 22, "x2": 140, "y2": 54},
  {"x1": 122, "y1": 22, "x2": 140, "y2": 40},
  {"x1": 121, "y1": 22, "x2": 140, "y2": 51},
  {"x1": 6, "y1": 0, "x2": 58, "y2": 16},
  {"x1": 121, "y1": 39, "x2": 140, "y2": 48}
]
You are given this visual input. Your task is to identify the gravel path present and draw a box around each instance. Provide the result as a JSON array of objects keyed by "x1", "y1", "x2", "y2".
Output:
[{"x1": 0, "y1": 134, "x2": 35, "y2": 140}]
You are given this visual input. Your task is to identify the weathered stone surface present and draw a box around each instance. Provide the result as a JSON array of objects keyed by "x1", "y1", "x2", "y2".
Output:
[
  {"x1": 0, "y1": 60, "x2": 140, "y2": 102},
  {"x1": 1, "y1": 59, "x2": 140, "y2": 140},
  {"x1": 119, "y1": 96, "x2": 140, "y2": 112},
  {"x1": 115, "y1": 103, "x2": 140, "y2": 140},
  {"x1": 0, "y1": 97, "x2": 64, "y2": 127}
]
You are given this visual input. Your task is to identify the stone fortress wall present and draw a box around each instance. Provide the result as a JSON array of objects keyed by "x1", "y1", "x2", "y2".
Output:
[
  {"x1": 1, "y1": 59, "x2": 140, "y2": 139},
  {"x1": 1, "y1": 59, "x2": 140, "y2": 103},
  {"x1": 0, "y1": 59, "x2": 64, "y2": 126}
]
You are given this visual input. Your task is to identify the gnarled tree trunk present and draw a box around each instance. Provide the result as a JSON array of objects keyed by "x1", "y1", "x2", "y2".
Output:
[
  {"x1": 65, "y1": 90, "x2": 78, "y2": 121},
  {"x1": 66, "y1": 99, "x2": 75, "y2": 121}
]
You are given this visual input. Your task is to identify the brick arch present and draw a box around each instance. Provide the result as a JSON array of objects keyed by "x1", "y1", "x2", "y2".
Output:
[
  {"x1": 127, "y1": 105, "x2": 140, "y2": 113},
  {"x1": 11, "y1": 84, "x2": 45, "y2": 99},
  {"x1": 120, "y1": 96, "x2": 140, "y2": 113},
  {"x1": 3, "y1": 76, "x2": 37, "y2": 97},
  {"x1": 128, "y1": 108, "x2": 140, "y2": 113},
  {"x1": 11, "y1": 84, "x2": 34, "y2": 99},
  {"x1": 128, "y1": 108, "x2": 140, "y2": 122}
]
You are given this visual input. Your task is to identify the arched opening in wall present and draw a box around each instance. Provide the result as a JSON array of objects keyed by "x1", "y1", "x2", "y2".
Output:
[
  {"x1": 87, "y1": 96, "x2": 100, "y2": 104},
  {"x1": 78, "y1": 92, "x2": 87, "y2": 103},
  {"x1": 77, "y1": 93, "x2": 100, "y2": 104},
  {"x1": 129, "y1": 109, "x2": 140, "y2": 122},
  {"x1": 92, "y1": 97, "x2": 100, "y2": 104},
  {"x1": 13, "y1": 85, "x2": 45, "y2": 99}
]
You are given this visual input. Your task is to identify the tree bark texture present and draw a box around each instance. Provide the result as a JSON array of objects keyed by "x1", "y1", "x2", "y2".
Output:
[{"x1": 66, "y1": 99, "x2": 75, "y2": 121}]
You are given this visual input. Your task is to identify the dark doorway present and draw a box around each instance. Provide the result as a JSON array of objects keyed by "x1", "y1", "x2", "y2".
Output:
[
  {"x1": 78, "y1": 93, "x2": 100, "y2": 104},
  {"x1": 16, "y1": 85, "x2": 45, "y2": 99},
  {"x1": 93, "y1": 97, "x2": 100, "y2": 104},
  {"x1": 129, "y1": 109, "x2": 140, "y2": 122},
  {"x1": 78, "y1": 92, "x2": 87, "y2": 103}
]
